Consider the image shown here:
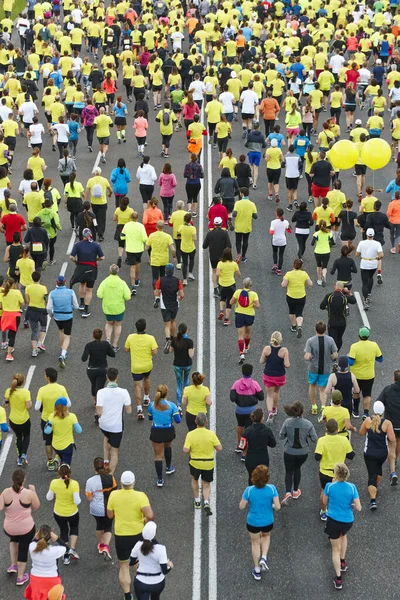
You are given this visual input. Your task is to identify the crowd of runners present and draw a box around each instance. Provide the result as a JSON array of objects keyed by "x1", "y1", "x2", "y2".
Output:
[{"x1": 0, "y1": 0, "x2": 400, "y2": 597}]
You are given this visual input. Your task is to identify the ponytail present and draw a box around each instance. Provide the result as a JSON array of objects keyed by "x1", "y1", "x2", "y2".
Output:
[
  {"x1": 370, "y1": 413, "x2": 382, "y2": 433},
  {"x1": 2, "y1": 277, "x2": 15, "y2": 296},
  {"x1": 276, "y1": 207, "x2": 284, "y2": 221},
  {"x1": 59, "y1": 463, "x2": 71, "y2": 488},
  {"x1": 173, "y1": 322, "x2": 187, "y2": 350},
  {"x1": 284, "y1": 402, "x2": 304, "y2": 418},
  {"x1": 306, "y1": 146, "x2": 314, "y2": 164},
  {"x1": 33, "y1": 525, "x2": 52, "y2": 553},
  {"x1": 9, "y1": 373, "x2": 25, "y2": 397},
  {"x1": 154, "y1": 385, "x2": 168, "y2": 411},
  {"x1": 191, "y1": 372, "x2": 205, "y2": 387},
  {"x1": 12, "y1": 468, "x2": 25, "y2": 493},
  {"x1": 69, "y1": 172, "x2": 76, "y2": 192},
  {"x1": 141, "y1": 540, "x2": 155, "y2": 556}
]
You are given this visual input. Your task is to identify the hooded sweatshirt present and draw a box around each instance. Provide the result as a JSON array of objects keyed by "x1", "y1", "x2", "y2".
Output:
[
  {"x1": 230, "y1": 377, "x2": 264, "y2": 414},
  {"x1": 96, "y1": 274, "x2": 131, "y2": 315},
  {"x1": 245, "y1": 129, "x2": 267, "y2": 153}
]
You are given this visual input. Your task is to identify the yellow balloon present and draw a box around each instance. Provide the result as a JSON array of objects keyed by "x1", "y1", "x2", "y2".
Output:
[
  {"x1": 360, "y1": 138, "x2": 392, "y2": 170},
  {"x1": 328, "y1": 140, "x2": 359, "y2": 170}
]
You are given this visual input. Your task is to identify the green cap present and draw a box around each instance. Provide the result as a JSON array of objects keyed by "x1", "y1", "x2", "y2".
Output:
[
  {"x1": 359, "y1": 326, "x2": 370, "y2": 340},
  {"x1": 332, "y1": 390, "x2": 343, "y2": 405}
]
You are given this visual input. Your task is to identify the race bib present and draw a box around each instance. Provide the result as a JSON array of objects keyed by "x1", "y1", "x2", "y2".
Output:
[{"x1": 32, "y1": 242, "x2": 43, "y2": 252}]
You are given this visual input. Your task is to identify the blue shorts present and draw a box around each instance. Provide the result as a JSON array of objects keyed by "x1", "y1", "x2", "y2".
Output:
[
  {"x1": 235, "y1": 313, "x2": 255, "y2": 328},
  {"x1": 104, "y1": 312, "x2": 125, "y2": 322},
  {"x1": 308, "y1": 372, "x2": 329, "y2": 387},
  {"x1": 248, "y1": 151, "x2": 261, "y2": 166}
]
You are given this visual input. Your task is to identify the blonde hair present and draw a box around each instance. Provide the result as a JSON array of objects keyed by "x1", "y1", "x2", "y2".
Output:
[
  {"x1": 369, "y1": 413, "x2": 382, "y2": 433},
  {"x1": 9, "y1": 373, "x2": 25, "y2": 397},
  {"x1": 154, "y1": 385, "x2": 168, "y2": 411},
  {"x1": 270, "y1": 331, "x2": 282, "y2": 346},
  {"x1": 334, "y1": 462, "x2": 349, "y2": 482}
]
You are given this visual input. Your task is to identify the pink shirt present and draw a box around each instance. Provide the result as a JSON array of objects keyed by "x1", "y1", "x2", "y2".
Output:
[
  {"x1": 158, "y1": 173, "x2": 177, "y2": 197},
  {"x1": 3, "y1": 489, "x2": 35, "y2": 536},
  {"x1": 133, "y1": 116, "x2": 148, "y2": 138}
]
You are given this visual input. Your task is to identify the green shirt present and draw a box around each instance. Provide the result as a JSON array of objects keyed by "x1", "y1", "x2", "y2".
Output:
[{"x1": 96, "y1": 275, "x2": 131, "y2": 315}]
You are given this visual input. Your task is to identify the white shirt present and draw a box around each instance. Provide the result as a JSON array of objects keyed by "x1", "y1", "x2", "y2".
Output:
[
  {"x1": 389, "y1": 87, "x2": 400, "y2": 102},
  {"x1": 357, "y1": 239, "x2": 383, "y2": 269},
  {"x1": 219, "y1": 91, "x2": 235, "y2": 113},
  {"x1": 285, "y1": 153, "x2": 301, "y2": 178},
  {"x1": 19, "y1": 102, "x2": 38, "y2": 123},
  {"x1": 189, "y1": 80, "x2": 205, "y2": 101},
  {"x1": 358, "y1": 68, "x2": 371, "y2": 85},
  {"x1": 329, "y1": 55, "x2": 345, "y2": 74},
  {"x1": 171, "y1": 31, "x2": 184, "y2": 50},
  {"x1": 71, "y1": 8, "x2": 83, "y2": 23},
  {"x1": 131, "y1": 541, "x2": 169, "y2": 585},
  {"x1": 19, "y1": 179, "x2": 38, "y2": 197},
  {"x1": 85, "y1": 473, "x2": 112, "y2": 516},
  {"x1": 0, "y1": 106, "x2": 12, "y2": 122},
  {"x1": 29, "y1": 542, "x2": 67, "y2": 578},
  {"x1": 96, "y1": 385, "x2": 131, "y2": 433},
  {"x1": 29, "y1": 123, "x2": 45, "y2": 144},
  {"x1": 270, "y1": 218, "x2": 289, "y2": 246},
  {"x1": 16, "y1": 18, "x2": 29, "y2": 36},
  {"x1": 136, "y1": 164, "x2": 157, "y2": 185},
  {"x1": 72, "y1": 57, "x2": 83, "y2": 72},
  {"x1": 240, "y1": 89, "x2": 258, "y2": 115},
  {"x1": 52, "y1": 123, "x2": 70, "y2": 143}
]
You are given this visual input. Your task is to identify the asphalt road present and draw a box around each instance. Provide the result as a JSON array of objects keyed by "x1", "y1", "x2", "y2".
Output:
[{"x1": 1, "y1": 39, "x2": 400, "y2": 600}]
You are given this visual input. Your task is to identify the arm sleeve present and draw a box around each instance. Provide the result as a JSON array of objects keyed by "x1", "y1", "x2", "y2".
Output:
[
  {"x1": 46, "y1": 490, "x2": 55, "y2": 501},
  {"x1": 73, "y1": 422, "x2": 82, "y2": 434},
  {"x1": 73, "y1": 492, "x2": 81, "y2": 506}
]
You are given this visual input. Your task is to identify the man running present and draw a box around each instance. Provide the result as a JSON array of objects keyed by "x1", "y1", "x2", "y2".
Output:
[
  {"x1": 119, "y1": 211, "x2": 148, "y2": 295},
  {"x1": 232, "y1": 188, "x2": 257, "y2": 263},
  {"x1": 202, "y1": 216, "x2": 231, "y2": 297},
  {"x1": 154, "y1": 263, "x2": 184, "y2": 353},
  {"x1": 70, "y1": 227, "x2": 105, "y2": 318},
  {"x1": 364, "y1": 201, "x2": 390, "y2": 285},
  {"x1": 355, "y1": 228, "x2": 383, "y2": 311},
  {"x1": 96, "y1": 264, "x2": 131, "y2": 351},
  {"x1": 47, "y1": 275, "x2": 79, "y2": 368},
  {"x1": 304, "y1": 321, "x2": 338, "y2": 416},
  {"x1": 319, "y1": 281, "x2": 356, "y2": 351}
]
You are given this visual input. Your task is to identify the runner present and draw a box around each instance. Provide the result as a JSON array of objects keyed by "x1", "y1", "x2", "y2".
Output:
[
  {"x1": 44, "y1": 397, "x2": 82, "y2": 466},
  {"x1": 281, "y1": 259, "x2": 313, "y2": 338},
  {"x1": 119, "y1": 211, "x2": 148, "y2": 294},
  {"x1": 230, "y1": 278, "x2": 260, "y2": 364},
  {"x1": 69, "y1": 228, "x2": 105, "y2": 318},
  {"x1": 96, "y1": 264, "x2": 131, "y2": 350},
  {"x1": 241, "y1": 407, "x2": 277, "y2": 484},
  {"x1": 304, "y1": 321, "x2": 338, "y2": 416},
  {"x1": 46, "y1": 275, "x2": 79, "y2": 369},
  {"x1": 202, "y1": 216, "x2": 231, "y2": 298},
  {"x1": 154, "y1": 263, "x2": 184, "y2": 352},
  {"x1": 269, "y1": 207, "x2": 291, "y2": 275},
  {"x1": 182, "y1": 372, "x2": 212, "y2": 432},
  {"x1": 348, "y1": 327, "x2": 383, "y2": 419},
  {"x1": 4, "y1": 373, "x2": 32, "y2": 466},
  {"x1": 325, "y1": 357, "x2": 360, "y2": 418},
  {"x1": 319, "y1": 281, "x2": 356, "y2": 351},
  {"x1": 260, "y1": 332, "x2": 290, "y2": 424}
]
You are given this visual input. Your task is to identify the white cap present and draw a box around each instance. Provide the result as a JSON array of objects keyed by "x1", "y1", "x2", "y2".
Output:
[
  {"x1": 230, "y1": 71, "x2": 237, "y2": 78},
  {"x1": 355, "y1": 119, "x2": 362, "y2": 125},
  {"x1": 308, "y1": 69, "x2": 315, "y2": 77},
  {"x1": 373, "y1": 400, "x2": 385, "y2": 415},
  {"x1": 376, "y1": 58, "x2": 382, "y2": 64},
  {"x1": 121, "y1": 470, "x2": 135, "y2": 485},
  {"x1": 214, "y1": 216, "x2": 222, "y2": 225},
  {"x1": 366, "y1": 228, "x2": 375, "y2": 237},
  {"x1": 142, "y1": 521, "x2": 157, "y2": 541},
  {"x1": 271, "y1": 138, "x2": 278, "y2": 147}
]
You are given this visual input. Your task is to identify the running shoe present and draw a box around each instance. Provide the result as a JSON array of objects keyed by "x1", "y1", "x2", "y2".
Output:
[
  {"x1": 318, "y1": 409, "x2": 325, "y2": 423},
  {"x1": 31, "y1": 348, "x2": 38, "y2": 357},
  {"x1": 217, "y1": 310, "x2": 224, "y2": 320},
  {"x1": 47, "y1": 460, "x2": 55, "y2": 471},
  {"x1": 334, "y1": 577, "x2": 343, "y2": 590},
  {"x1": 275, "y1": 194, "x2": 280, "y2": 203},
  {"x1": 286, "y1": 205, "x2": 293, "y2": 212},
  {"x1": 275, "y1": 269, "x2": 282, "y2": 276},
  {"x1": 340, "y1": 560, "x2": 348, "y2": 572},
  {"x1": 282, "y1": 492, "x2": 292, "y2": 504},
  {"x1": 143, "y1": 397, "x2": 150, "y2": 407},
  {"x1": 166, "y1": 466, "x2": 175, "y2": 475},
  {"x1": 20, "y1": 454, "x2": 28, "y2": 465},
  {"x1": 131, "y1": 286, "x2": 137, "y2": 296},
  {"x1": 203, "y1": 503, "x2": 212, "y2": 517},
  {"x1": 292, "y1": 489, "x2": 302, "y2": 499},
  {"x1": 235, "y1": 446, "x2": 242, "y2": 453},
  {"x1": 271, "y1": 264, "x2": 278, "y2": 272},
  {"x1": 259, "y1": 557, "x2": 269, "y2": 571},
  {"x1": 82, "y1": 310, "x2": 91, "y2": 318},
  {"x1": 268, "y1": 195, "x2": 273, "y2": 201},
  {"x1": 23, "y1": 320, "x2": 30, "y2": 329},
  {"x1": 252, "y1": 568, "x2": 262, "y2": 581},
  {"x1": 163, "y1": 339, "x2": 171, "y2": 354},
  {"x1": 194, "y1": 499, "x2": 201, "y2": 509},
  {"x1": 188, "y1": 273, "x2": 195, "y2": 280},
  {"x1": 266, "y1": 411, "x2": 274, "y2": 424},
  {"x1": 157, "y1": 479, "x2": 164, "y2": 487},
  {"x1": 311, "y1": 404, "x2": 318, "y2": 415},
  {"x1": 390, "y1": 472, "x2": 398, "y2": 486},
  {"x1": 78, "y1": 303, "x2": 85, "y2": 311},
  {"x1": 296, "y1": 326, "x2": 302, "y2": 339},
  {"x1": 16, "y1": 574, "x2": 29, "y2": 586},
  {"x1": 317, "y1": 280, "x2": 322, "y2": 286},
  {"x1": 290, "y1": 325, "x2": 297, "y2": 333},
  {"x1": 213, "y1": 287, "x2": 219, "y2": 298},
  {"x1": 240, "y1": 453, "x2": 246, "y2": 462},
  {"x1": 362, "y1": 411, "x2": 369, "y2": 421},
  {"x1": 137, "y1": 410, "x2": 145, "y2": 420},
  {"x1": 370, "y1": 499, "x2": 377, "y2": 510},
  {"x1": 37, "y1": 343, "x2": 46, "y2": 352},
  {"x1": 241, "y1": 257, "x2": 247, "y2": 264},
  {"x1": 117, "y1": 257, "x2": 122, "y2": 268},
  {"x1": 7, "y1": 565, "x2": 17, "y2": 574},
  {"x1": 53, "y1": 456, "x2": 60, "y2": 469},
  {"x1": 182, "y1": 279, "x2": 188, "y2": 286},
  {"x1": 135, "y1": 280, "x2": 140, "y2": 287},
  {"x1": 17, "y1": 457, "x2": 23, "y2": 466},
  {"x1": 63, "y1": 554, "x2": 71, "y2": 565},
  {"x1": 352, "y1": 409, "x2": 359, "y2": 419},
  {"x1": 377, "y1": 273, "x2": 383, "y2": 285},
  {"x1": 320, "y1": 510, "x2": 327, "y2": 521},
  {"x1": 112, "y1": 346, "x2": 120, "y2": 353},
  {"x1": 235, "y1": 254, "x2": 242, "y2": 264},
  {"x1": 321, "y1": 275, "x2": 326, "y2": 287},
  {"x1": 223, "y1": 318, "x2": 230, "y2": 326},
  {"x1": 58, "y1": 355, "x2": 65, "y2": 369},
  {"x1": 244, "y1": 344, "x2": 250, "y2": 354},
  {"x1": 153, "y1": 298, "x2": 160, "y2": 309},
  {"x1": 238, "y1": 354, "x2": 245, "y2": 364},
  {"x1": 102, "y1": 545, "x2": 112, "y2": 561},
  {"x1": 5, "y1": 354, "x2": 14, "y2": 361},
  {"x1": 69, "y1": 548, "x2": 79, "y2": 560},
  {"x1": 1, "y1": 342, "x2": 7, "y2": 350}
]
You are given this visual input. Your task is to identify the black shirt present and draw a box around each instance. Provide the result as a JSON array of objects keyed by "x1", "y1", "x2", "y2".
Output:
[
  {"x1": 202, "y1": 228, "x2": 231, "y2": 261},
  {"x1": 24, "y1": 226, "x2": 49, "y2": 255},
  {"x1": 158, "y1": 274, "x2": 181, "y2": 309},
  {"x1": 365, "y1": 212, "x2": 390, "y2": 244},
  {"x1": 338, "y1": 209, "x2": 357, "y2": 239},
  {"x1": 180, "y1": 59, "x2": 192, "y2": 76},
  {"x1": 242, "y1": 423, "x2": 276, "y2": 466},
  {"x1": 89, "y1": 70, "x2": 104, "y2": 88},
  {"x1": 81, "y1": 340, "x2": 115, "y2": 368},
  {"x1": 292, "y1": 209, "x2": 313, "y2": 229},
  {"x1": 234, "y1": 163, "x2": 252, "y2": 188},
  {"x1": 330, "y1": 256, "x2": 357, "y2": 282},
  {"x1": 320, "y1": 290, "x2": 356, "y2": 327},
  {"x1": 171, "y1": 336, "x2": 194, "y2": 367},
  {"x1": 310, "y1": 159, "x2": 333, "y2": 187},
  {"x1": 218, "y1": 66, "x2": 232, "y2": 87}
]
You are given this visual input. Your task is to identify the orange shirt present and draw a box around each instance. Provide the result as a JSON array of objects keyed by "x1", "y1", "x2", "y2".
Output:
[
  {"x1": 259, "y1": 97, "x2": 280, "y2": 120},
  {"x1": 142, "y1": 206, "x2": 163, "y2": 235},
  {"x1": 236, "y1": 34, "x2": 246, "y2": 48},
  {"x1": 187, "y1": 17, "x2": 198, "y2": 34},
  {"x1": 387, "y1": 199, "x2": 400, "y2": 224}
]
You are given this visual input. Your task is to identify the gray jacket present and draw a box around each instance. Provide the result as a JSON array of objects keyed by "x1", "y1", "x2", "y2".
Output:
[{"x1": 280, "y1": 417, "x2": 318, "y2": 455}]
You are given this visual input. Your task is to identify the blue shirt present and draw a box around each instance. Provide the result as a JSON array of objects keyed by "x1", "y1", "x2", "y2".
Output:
[
  {"x1": 267, "y1": 132, "x2": 285, "y2": 148},
  {"x1": 290, "y1": 63, "x2": 305, "y2": 81},
  {"x1": 110, "y1": 167, "x2": 131, "y2": 195},
  {"x1": 293, "y1": 135, "x2": 310, "y2": 157},
  {"x1": 148, "y1": 400, "x2": 180, "y2": 427},
  {"x1": 242, "y1": 484, "x2": 278, "y2": 527},
  {"x1": 113, "y1": 103, "x2": 127, "y2": 118},
  {"x1": 71, "y1": 240, "x2": 103, "y2": 264},
  {"x1": 324, "y1": 481, "x2": 359, "y2": 523},
  {"x1": 67, "y1": 121, "x2": 80, "y2": 141}
]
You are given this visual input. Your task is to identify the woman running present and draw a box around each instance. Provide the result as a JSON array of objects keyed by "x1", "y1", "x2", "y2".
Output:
[
  {"x1": 110, "y1": 158, "x2": 131, "y2": 209},
  {"x1": 148, "y1": 384, "x2": 181, "y2": 487},
  {"x1": 158, "y1": 163, "x2": 177, "y2": 222},
  {"x1": 130, "y1": 521, "x2": 173, "y2": 600},
  {"x1": 270, "y1": 207, "x2": 291, "y2": 275},
  {"x1": 322, "y1": 463, "x2": 361, "y2": 590},
  {"x1": 260, "y1": 331, "x2": 290, "y2": 423},
  {"x1": 133, "y1": 110, "x2": 148, "y2": 157},
  {"x1": 184, "y1": 153, "x2": 204, "y2": 217},
  {"x1": 44, "y1": 398, "x2": 82, "y2": 466},
  {"x1": 81, "y1": 328, "x2": 115, "y2": 419},
  {"x1": 216, "y1": 247, "x2": 240, "y2": 326},
  {"x1": 330, "y1": 246, "x2": 358, "y2": 290},
  {"x1": 64, "y1": 173, "x2": 84, "y2": 232},
  {"x1": 46, "y1": 464, "x2": 81, "y2": 565},
  {"x1": 241, "y1": 408, "x2": 276, "y2": 485},
  {"x1": 265, "y1": 139, "x2": 283, "y2": 203},
  {"x1": 280, "y1": 402, "x2": 317, "y2": 503},
  {"x1": 170, "y1": 323, "x2": 195, "y2": 411},
  {"x1": 182, "y1": 372, "x2": 212, "y2": 431},
  {"x1": 4, "y1": 373, "x2": 31, "y2": 466},
  {"x1": 230, "y1": 278, "x2": 260, "y2": 364},
  {"x1": 239, "y1": 465, "x2": 280, "y2": 581},
  {"x1": 0, "y1": 277, "x2": 24, "y2": 361},
  {"x1": 113, "y1": 197, "x2": 134, "y2": 267},
  {"x1": 85, "y1": 457, "x2": 117, "y2": 561},
  {"x1": 359, "y1": 400, "x2": 396, "y2": 510},
  {"x1": 143, "y1": 197, "x2": 163, "y2": 239},
  {"x1": 312, "y1": 220, "x2": 333, "y2": 287},
  {"x1": 136, "y1": 157, "x2": 157, "y2": 209},
  {"x1": 26, "y1": 524, "x2": 67, "y2": 598},
  {"x1": 292, "y1": 201, "x2": 313, "y2": 259},
  {"x1": 57, "y1": 149, "x2": 75, "y2": 188},
  {"x1": 177, "y1": 212, "x2": 197, "y2": 286},
  {"x1": 113, "y1": 96, "x2": 128, "y2": 144}
]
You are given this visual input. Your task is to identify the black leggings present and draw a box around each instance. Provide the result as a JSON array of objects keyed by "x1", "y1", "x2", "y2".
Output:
[
  {"x1": 160, "y1": 196, "x2": 174, "y2": 220},
  {"x1": 9, "y1": 419, "x2": 31, "y2": 457},
  {"x1": 272, "y1": 244, "x2": 286, "y2": 269},
  {"x1": 303, "y1": 122, "x2": 312, "y2": 138},
  {"x1": 174, "y1": 238, "x2": 181, "y2": 263},
  {"x1": 85, "y1": 125, "x2": 95, "y2": 147},
  {"x1": 140, "y1": 184, "x2": 154, "y2": 204},
  {"x1": 295, "y1": 233, "x2": 309, "y2": 258},
  {"x1": 328, "y1": 324, "x2": 346, "y2": 352},
  {"x1": 284, "y1": 452, "x2": 308, "y2": 493},
  {"x1": 236, "y1": 232, "x2": 250, "y2": 257},
  {"x1": 151, "y1": 265, "x2": 166, "y2": 288},
  {"x1": 186, "y1": 183, "x2": 201, "y2": 205},
  {"x1": 364, "y1": 453, "x2": 387, "y2": 488},
  {"x1": 87, "y1": 367, "x2": 107, "y2": 398},
  {"x1": 181, "y1": 250, "x2": 196, "y2": 279},
  {"x1": 54, "y1": 512, "x2": 80, "y2": 543},
  {"x1": 263, "y1": 118, "x2": 275, "y2": 136},
  {"x1": 5, "y1": 525, "x2": 35, "y2": 563},
  {"x1": 134, "y1": 578, "x2": 165, "y2": 600},
  {"x1": 49, "y1": 237, "x2": 57, "y2": 261},
  {"x1": 305, "y1": 173, "x2": 312, "y2": 196},
  {"x1": 6, "y1": 315, "x2": 20, "y2": 348},
  {"x1": 360, "y1": 268, "x2": 376, "y2": 300}
]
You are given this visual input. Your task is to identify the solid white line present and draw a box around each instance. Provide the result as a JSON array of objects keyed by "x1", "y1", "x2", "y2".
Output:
[
  {"x1": 59, "y1": 262, "x2": 68, "y2": 277},
  {"x1": 207, "y1": 136, "x2": 218, "y2": 600},
  {"x1": 354, "y1": 291, "x2": 371, "y2": 328},
  {"x1": 93, "y1": 151, "x2": 102, "y2": 172},
  {"x1": 192, "y1": 102, "x2": 206, "y2": 600},
  {"x1": 0, "y1": 366, "x2": 36, "y2": 479},
  {"x1": 66, "y1": 230, "x2": 76, "y2": 255}
]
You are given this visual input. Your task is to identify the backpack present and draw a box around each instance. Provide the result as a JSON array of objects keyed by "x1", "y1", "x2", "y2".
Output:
[
  {"x1": 43, "y1": 189, "x2": 53, "y2": 205},
  {"x1": 92, "y1": 183, "x2": 103, "y2": 198},
  {"x1": 238, "y1": 289, "x2": 250, "y2": 308},
  {"x1": 162, "y1": 109, "x2": 171, "y2": 126}
]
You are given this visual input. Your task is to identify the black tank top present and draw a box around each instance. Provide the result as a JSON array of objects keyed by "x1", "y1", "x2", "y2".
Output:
[
  {"x1": 365, "y1": 418, "x2": 388, "y2": 458},
  {"x1": 9, "y1": 244, "x2": 22, "y2": 276},
  {"x1": 264, "y1": 346, "x2": 285, "y2": 377},
  {"x1": 335, "y1": 371, "x2": 353, "y2": 411}
]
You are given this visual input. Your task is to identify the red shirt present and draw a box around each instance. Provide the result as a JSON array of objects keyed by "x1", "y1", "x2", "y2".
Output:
[
  {"x1": 346, "y1": 69, "x2": 360, "y2": 87},
  {"x1": 207, "y1": 204, "x2": 229, "y2": 230},
  {"x1": 1, "y1": 213, "x2": 26, "y2": 243}
]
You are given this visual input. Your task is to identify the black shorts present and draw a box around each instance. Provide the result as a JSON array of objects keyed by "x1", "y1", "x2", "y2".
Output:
[
  {"x1": 162, "y1": 134, "x2": 172, "y2": 147},
  {"x1": 101, "y1": 429, "x2": 123, "y2": 449},
  {"x1": 315, "y1": 253, "x2": 330, "y2": 268},
  {"x1": 324, "y1": 517, "x2": 353, "y2": 540},
  {"x1": 236, "y1": 412, "x2": 253, "y2": 428},
  {"x1": 115, "y1": 533, "x2": 142, "y2": 562},
  {"x1": 115, "y1": 117, "x2": 126, "y2": 126},
  {"x1": 357, "y1": 377, "x2": 374, "y2": 397},
  {"x1": 394, "y1": 429, "x2": 400, "y2": 439},
  {"x1": 319, "y1": 472, "x2": 333, "y2": 489},
  {"x1": 189, "y1": 464, "x2": 214, "y2": 482},
  {"x1": 41, "y1": 418, "x2": 53, "y2": 445},
  {"x1": 94, "y1": 515, "x2": 113, "y2": 533},
  {"x1": 286, "y1": 295, "x2": 306, "y2": 317},
  {"x1": 267, "y1": 168, "x2": 281, "y2": 184},
  {"x1": 161, "y1": 307, "x2": 178, "y2": 322},
  {"x1": 286, "y1": 177, "x2": 299, "y2": 190},
  {"x1": 150, "y1": 426, "x2": 176, "y2": 443},
  {"x1": 222, "y1": 198, "x2": 235, "y2": 213},
  {"x1": 4, "y1": 136, "x2": 16, "y2": 151},
  {"x1": 219, "y1": 284, "x2": 236, "y2": 306},
  {"x1": 71, "y1": 264, "x2": 98, "y2": 287},
  {"x1": 322, "y1": 89, "x2": 330, "y2": 97},
  {"x1": 152, "y1": 84, "x2": 162, "y2": 91},
  {"x1": 246, "y1": 523, "x2": 273, "y2": 534},
  {"x1": 132, "y1": 371, "x2": 151, "y2": 382},
  {"x1": 126, "y1": 252, "x2": 143, "y2": 265},
  {"x1": 54, "y1": 318, "x2": 73, "y2": 335},
  {"x1": 355, "y1": 164, "x2": 367, "y2": 175},
  {"x1": 241, "y1": 113, "x2": 254, "y2": 120},
  {"x1": 210, "y1": 259, "x2": 219, "y2": 269},
  {"x1": 97, "y1": 137, "x2": 110, "y2": 145}
]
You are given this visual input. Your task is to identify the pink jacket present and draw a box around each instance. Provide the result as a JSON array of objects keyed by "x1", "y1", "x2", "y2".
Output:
[{"x1": 158, "y1": 173, "x2": 177, "y2": 197}]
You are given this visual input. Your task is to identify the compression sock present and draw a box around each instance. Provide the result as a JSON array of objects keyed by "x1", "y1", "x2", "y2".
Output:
[
  {"x1": 80, "y1": 298, "x2": 84, "y2": 304},
  {"x1": 353, "y1": 397, "x2": 360, "y2": 413},
  {"x1": 164, "y1": 447, "x2": 172, "y2": 469},
  {"x1": 245, "y1": 337, "x2": 250, "y2": 349},
  {"x1": 238, "y1": 339, "x2": 245, "y2": 353},
  {"x1": 378, "y1": 269, "x2": 382, "y2": 274},
  {"x1": 84, "y1": 305, "x2": 89, "y2": 312},
  {"x1": 155, "y1": 460, "x2": 163, "y2": 479},
  {"x1": 117, "y1": 130, "x2": 121, "y2": 140}
]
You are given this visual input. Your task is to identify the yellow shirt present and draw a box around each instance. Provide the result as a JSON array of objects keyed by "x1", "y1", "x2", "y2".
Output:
[
  {"x1": 2, "y1": 119, "x2": 18, "y2": 138},
  {"x1": 232, "y1": 288, "x2": 259, "y2": 315},
  {"x1": 51, "y1": 412, "x2": 78, "y2": 450},
  {"x1": 327, "y1": 190, "x2": 345, "y2": 217},
  {"x1": 315, "y1": 434, "x2": 353, "y2": 476},
  {"x1": 0, "y1": 406, "x2": 6, "y2": 442},
  {"x1": 94, "y1": 114, "x2": 113, "y2": 137},
  {"x1": 321, "y1": 405, "x2": 350, "y2": 435},
  {"x1": 284, "y1": 269, "x2": 310, "y2": 299},
  {"x1": 216, "y1": 121, "x2": 231, "y2": 139},
  {"x1": 169, "y1": 210, "x2": 188, "y2": 239},
  {"x1": 27, "y1": 156, "x2": 45, "y2": 181},
  {"x1": 24, "y1": 191, "x2": 44, "y2": 222},
  {"x1": 183, "y1": 384, "x2": 210, "y2": 416},
  {"x1": 114, "y1": 207, "x2": 134, "y2": 225},
  {"x1": 146, "y1": 231, "x2": 173, "y2": 266},
  {"x1": 5, "y1": 387, "x2": 31, "y2": 425},
  {"x1": 37, "y1": 383, "x2": 69, "y2": 422},
  {"x1": 266, "y1": 147, "x2": 282, "y2": 170},
  {"x1": 50, "y1": 478, "x2": 80, "y2": 517},
  {"x1": 219, "y1": 156, "x2": 237, "y2": 177},
  {"x1": 16, "y1": 258, "x2": 35, "y2": 286},
  {"x1": 205, "y1": 100, "x2": 223, "y2": 123},
  {"x1": 309, "y1": 89, "x2": 323, "y2": 109},
  {"x1": 330, "y1": 90, "x2": 342, "y2": 109},
  {"x1": 217, "y1": 260, "x2": 239, "y2": 287},
  {"x1": 124, "y1": 333, "x2": 158, "y2": 374},
  {"x1": 184, "y1": 427, "x2": 221, "y2": 470},
  {"x1": 233, "y1": 198, "x2": 257, "y2": 234},
  {"x1": 361, "y1": 196, "x2": 377, "y2": 213},
  {"x1": 107, "y1": 488, "x2": 150, "y2": 536},
  {"x1": 178, "y1": 224, "x2": 196, "y2": 253},
  {"x1": 50, "y1": 103, "x2": 64, "y2": 123},
  {"x1": 348, "y1": 340, "x2": 382, "y2": 380},
  {"x1": 86, "y1": 176, "x2": 109, "y2": 206},
  {"x1": 25, "y1": 283, "x2": 47, "y2": 309}
]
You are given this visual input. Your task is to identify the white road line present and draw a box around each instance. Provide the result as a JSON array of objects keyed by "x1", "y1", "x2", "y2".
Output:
[
  {"x1": 192, "y1": 102, "x2": 206, "y2": 600},
  {"x1": 354, "y1": 291, "x2": 371, "y2": 328},
  {"x1": 0, "y1": 365, "x2": 36, "y2": 480},
  {"x1": 59, "y1": 261, "x2": 69, "y2": 277},
  {"x1": 207, "y1": 135, "x2": 218, "y2": 600},
  {"x1": 66, "y1": 230, "x2": 76, "y2": 255},
  {"x1": 93, "y1": 151, "x2": 102, "y2": 172}
]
